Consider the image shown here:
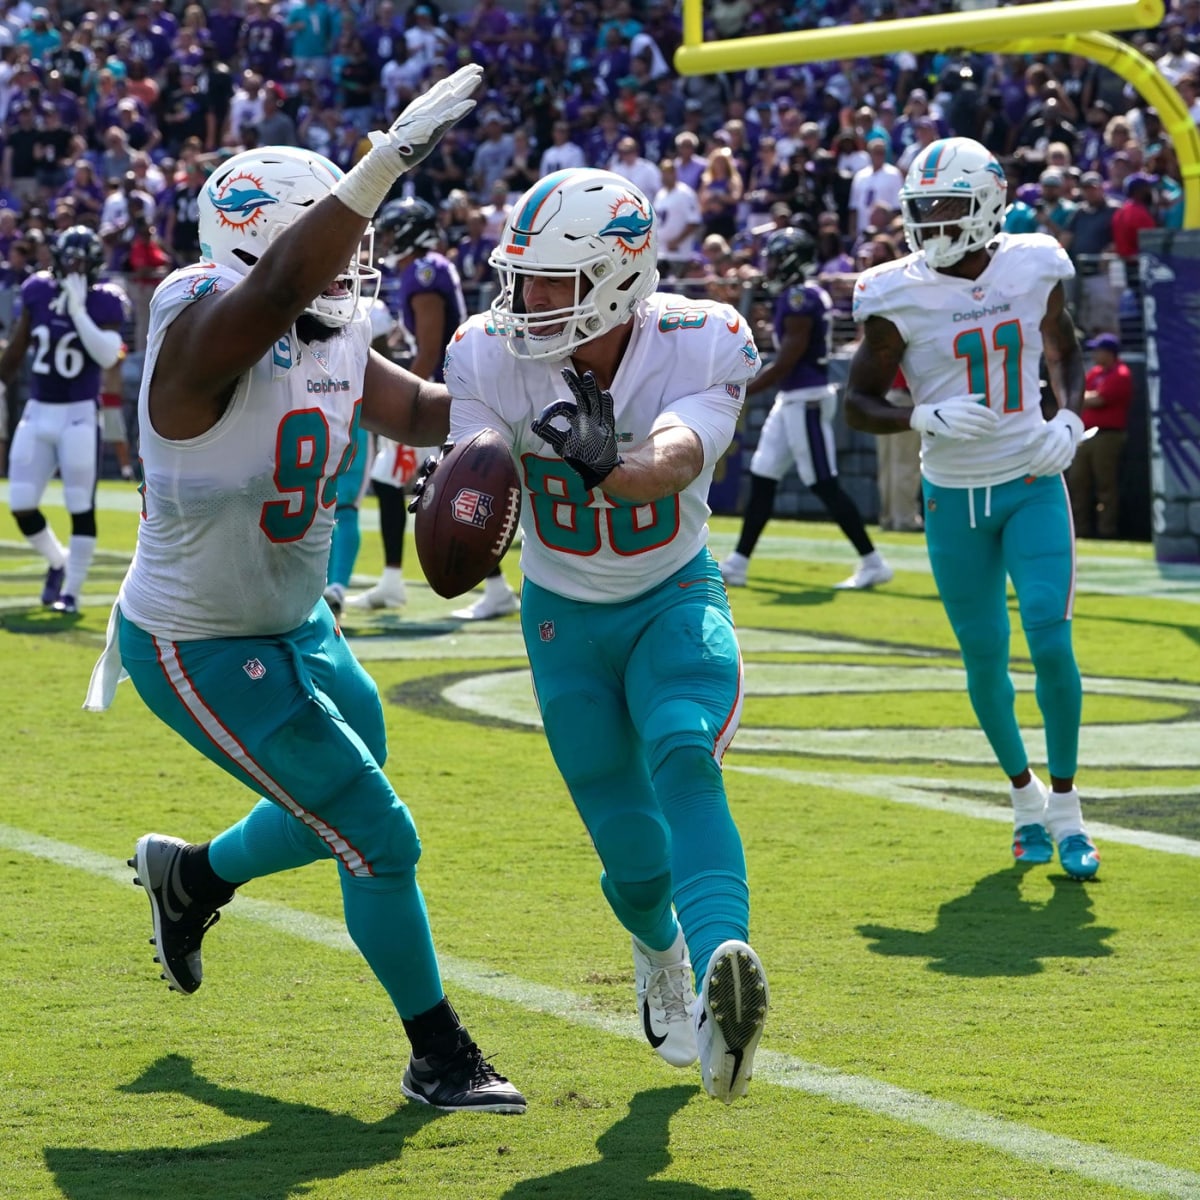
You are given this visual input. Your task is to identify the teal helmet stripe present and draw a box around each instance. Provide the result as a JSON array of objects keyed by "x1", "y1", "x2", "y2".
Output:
[
  {"x1": 920, "y1": 140, "x2": 950, "y2": 183},
  {"x1": 509, "y1": 170, "x2": 574, "y2": 247}
]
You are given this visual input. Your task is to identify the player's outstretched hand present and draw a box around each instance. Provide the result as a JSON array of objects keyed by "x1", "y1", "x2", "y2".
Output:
[
  {"x1": 367, "y1": 64, "x2": 484, "y2": 172},
  {"x1": 407, "y1": 440, "x2": 454, "y2": 513},
  {"x1": 61, "y1": 272, "x2": 88, "y2": 315},
  {"x1": 530, "y1": 369, "x2": 622, "y2": 490},
  {"x1": 909, "y1": 394, "x2": 998, "y2": 440},
  {"x1": 1025, "y1": 408, "x2": 1085, "y2": 476}
]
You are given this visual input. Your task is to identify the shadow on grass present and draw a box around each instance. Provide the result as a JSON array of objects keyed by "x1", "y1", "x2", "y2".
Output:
[
  {"x1": 501, "y1": 1086, "x2": 753, "y2": 1200},
  {"x1": 45, "y1": 1054, "x2": 444, "y2": 1200},
  {"x1": 857, "y1": 866, "x2": 1116, "y2": 977}
]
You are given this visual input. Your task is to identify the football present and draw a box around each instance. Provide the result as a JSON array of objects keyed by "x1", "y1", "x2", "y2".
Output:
[{"x1": 414, "y1": 428, "x2": 522, "y2": 599}]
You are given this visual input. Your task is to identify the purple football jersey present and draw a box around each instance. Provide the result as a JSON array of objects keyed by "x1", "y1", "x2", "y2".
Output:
[
  {"x1": 398, "y1": 252, "x2": 467, "y2": 383},
  {"x1": 21, "y1": 273, "x2": 128, "y2": 404},
  {"x1": 774, "y1": 282, "x2": 833, "y2": 391}
]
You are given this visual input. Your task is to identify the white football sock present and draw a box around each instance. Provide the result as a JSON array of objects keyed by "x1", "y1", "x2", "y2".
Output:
[
  {"x1": 29, "y1": 526, "x2": 67, "y2": 569},
  {"x1": 63, "y1": 534, "x2": 96, "y2": 598},
  {"x1": 485, "y1": 572, "x2": 512, "y2": 599},
  {"x1": 725, "y1": 551, "x2": 749, "y2": 569},
  {"x1": 1010, "y1": 773, "x2": 1048, "y2": 828},
  {"x1": 381, "y1": 566, "x2": 404, "y2": 589},
  {"x1": 1046, "y1": 788, "x2": 1085, "y2": 842}
]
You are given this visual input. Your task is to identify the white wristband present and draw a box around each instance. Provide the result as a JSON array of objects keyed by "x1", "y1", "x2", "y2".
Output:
[{"x1": 331, "y1": 148, "x2": 402, "y2": 220}]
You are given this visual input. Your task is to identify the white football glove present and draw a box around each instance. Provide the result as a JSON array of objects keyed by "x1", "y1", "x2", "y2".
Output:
[
  {"x1": 1025, "y1": 408, "x2": 1085, "y2": 477},
  {"x1": 909, "y1": 394, "x2": 999, "y2": 440},
  {"x1": 332, "y1": 64, "x2": 483, "y2": 218},
  {"x1": 61, "y1": 272, "x2": 88, "y2": 315}
]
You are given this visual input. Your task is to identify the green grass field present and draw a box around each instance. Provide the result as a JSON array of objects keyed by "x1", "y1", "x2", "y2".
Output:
[{"x1": 2, "y1": 481, "x2": 1199, "y2": 1200}]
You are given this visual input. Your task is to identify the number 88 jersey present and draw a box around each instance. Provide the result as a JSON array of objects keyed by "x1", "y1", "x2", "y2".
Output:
[
  {"x1": 20, "y1": 272, "x2": 129, "y2": 403},
  {"x1": 853, "y1": 232, "x2": 1074, "y2": 488},
  {"x1": 445, "y1": 292, "x2": 759, "y2": 603}
]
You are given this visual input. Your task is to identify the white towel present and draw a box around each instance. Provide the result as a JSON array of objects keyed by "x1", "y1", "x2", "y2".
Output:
[{"x1": 83, "y1": 602, "x2": 128, "y2": 712}]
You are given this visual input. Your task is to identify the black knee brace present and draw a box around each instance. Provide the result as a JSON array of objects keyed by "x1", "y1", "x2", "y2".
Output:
[
  {"x1": 70, "y1": 509, "x2": 97, "y2": 538},
  {"x1": 14, "y1": 509, "x2": 46, "y2": 537}
]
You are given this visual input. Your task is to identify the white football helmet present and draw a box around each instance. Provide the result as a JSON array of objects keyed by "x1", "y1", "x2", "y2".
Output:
[
  {"x1": 487, "y1": 168, "x2": 660, "y2": 361},
  {"x1": 198, "y1": 146, "x2": 379, "y2": 327},
  {"x1": 899, "y1": 137, "x2": 1007, "y2": 270}
]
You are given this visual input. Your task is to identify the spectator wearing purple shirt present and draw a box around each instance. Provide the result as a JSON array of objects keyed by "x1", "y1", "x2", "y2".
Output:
[
  {"x1": 584, "y1": 109, "x2": 625, "y2": 169},
  {"x1": 594, "y1": 27, "x2": 632, "y2": 92},
  {"x1": 42, "y1": 71, "x2": 81, "y2": 131},
  {"x1": 360, "y1": 0, "x2": 404, "y2": 71},
  {"x1": 470, "y1": 0, "x2": 512, "y2": 50},
  {"x1": 120, "y1": 8, "x2": 174, "y2": 74},
  {"x1": 454, "y1": 207, "x2": 497, "y2": 292},
  {"x1": 672, "y1": 129, "x2": 704, "y2": 192},
  {"x1": 56, "y1": 160, "x2": 104, "y2": 221},
  {"x1": 241, "y1": 0, "x2": 289, "y2": 80},
  {"x1": 205, "y1": 0, "x2": 244, "y2": 62}
]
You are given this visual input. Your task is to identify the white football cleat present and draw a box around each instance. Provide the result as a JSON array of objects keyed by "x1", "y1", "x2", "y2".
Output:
[
  {"x1": 633, "y1": 931, "x2": 698, "y2": 1067},
  {"x1": 834, "y1": 559, "x2": 894, "y2": 590},
  {"x1": 346, "y1": 578, "x2": 407, "y2": 610},
  {"x1": 452, "y1": 588, "x2": 519, "y2": 620},
  {"x1": 695, "y1": 939, "x2": 769, "y2": 1104},
  {"x1": 719, "y1": 555, "x2": 748, "y2": 587}
]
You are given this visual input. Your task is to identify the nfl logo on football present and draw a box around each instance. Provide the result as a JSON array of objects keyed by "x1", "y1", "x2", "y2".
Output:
[{"x1": 451, "y1": 487, "x2": 494, "y2": 528}]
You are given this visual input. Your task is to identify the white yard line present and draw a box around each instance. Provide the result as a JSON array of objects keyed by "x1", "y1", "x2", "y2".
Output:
[{"x1": 1, "y1": 823, "x2": 1198, "y2": 1198}]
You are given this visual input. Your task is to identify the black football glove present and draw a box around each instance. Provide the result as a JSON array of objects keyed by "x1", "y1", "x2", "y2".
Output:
[
  {"x1": 530, "y1": 369, "x2": 622, "y2": 491},
  {"x1": 407, "y1": 439, "x2": 454, "y2": 513}
]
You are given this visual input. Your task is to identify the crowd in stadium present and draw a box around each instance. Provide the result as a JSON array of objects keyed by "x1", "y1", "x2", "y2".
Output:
[{"x1": 0, "y1": 0, "x2": 1191, "y2": 493}]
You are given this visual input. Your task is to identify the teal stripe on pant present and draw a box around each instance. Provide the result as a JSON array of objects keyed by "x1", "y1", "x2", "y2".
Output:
[
  {"x1": 922, "y1": 473, "x2": 1082, "y2": 779},
  {"x1": 117, "y1": 601, "x2": 445, "y2": 1018},
  {"x1": 522, "y1": 547, "x2": 749, "y2": 983}
]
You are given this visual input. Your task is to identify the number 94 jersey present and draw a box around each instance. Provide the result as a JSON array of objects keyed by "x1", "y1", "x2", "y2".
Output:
[
  {"x1": 853, "y1": 232, "x2": 1074, "y2": 488},
  {"x1": 445, "y1": 293, "x2": 759, "y2": 603},
  {"x1": 20, "y1": 271, "x2": 129, "y2": 404}
]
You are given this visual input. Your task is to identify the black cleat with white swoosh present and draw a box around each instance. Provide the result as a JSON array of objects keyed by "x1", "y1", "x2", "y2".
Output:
[
  {"x1": 402, "y1": 1029, "x2": 526, "y2": 1114},
  {"x1": 130, "y1": 834, "x2": 229, "y2": 995}
]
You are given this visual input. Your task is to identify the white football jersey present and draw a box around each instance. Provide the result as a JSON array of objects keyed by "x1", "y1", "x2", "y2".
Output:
[
  {"x1": 119, "y1": 262, "x2": 371, "y2": 639},
  {"x1": 853, "y1": 233, "x2": 1074, "y2": 488},
  {"x1": 445, "y1": 293, "x2": 760, "y2": 603}
]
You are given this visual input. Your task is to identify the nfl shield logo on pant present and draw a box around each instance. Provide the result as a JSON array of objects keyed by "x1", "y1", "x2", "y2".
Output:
[
  {"x1": 539, "y1": 620, "x2": 555, "y2": 643},
  {"x1": 243, "y1": 658, "x2": 267, "y2": 680}
]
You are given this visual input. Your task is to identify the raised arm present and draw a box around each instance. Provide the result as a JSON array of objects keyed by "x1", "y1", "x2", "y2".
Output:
[{"x1": 148, "y1": 65, "x2": 483, "y2": 440}]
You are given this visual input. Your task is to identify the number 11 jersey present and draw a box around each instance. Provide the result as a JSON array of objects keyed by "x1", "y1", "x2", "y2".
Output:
[{"x1": 853, "y1": 232, "x2": 1074, "y2": 488}]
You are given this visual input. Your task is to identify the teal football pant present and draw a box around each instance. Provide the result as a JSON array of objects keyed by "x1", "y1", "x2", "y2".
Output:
[
  {"x1": 521, "y1": 547, "x2": 749, "y2": 984},
  {"x1": 921, "y1": 473, "x2": 1082, "y2": 780},
  {"x1": 117, "y1": 600, "x2": 444, "y2": 1018}
]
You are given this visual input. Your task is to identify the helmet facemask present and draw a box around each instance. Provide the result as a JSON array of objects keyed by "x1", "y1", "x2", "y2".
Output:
[{"x1": 902, "y1": 193, "x2": 987, "y2": 269}]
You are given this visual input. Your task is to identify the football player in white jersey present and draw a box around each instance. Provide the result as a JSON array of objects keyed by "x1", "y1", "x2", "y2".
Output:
[
  {"x1": 83, "y1": 67, "x2": 527, "y2": 1114},
  {"x1": 437, "y1": 168, "x2": 769, "y2": 1104},
  {"x1": 845, "y1": 137, "x2": 1099, "y2": 881}
]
